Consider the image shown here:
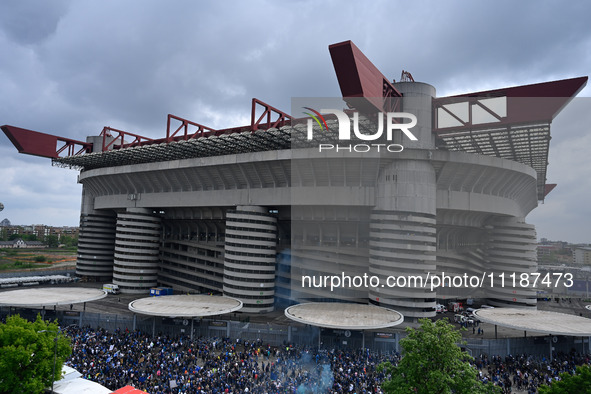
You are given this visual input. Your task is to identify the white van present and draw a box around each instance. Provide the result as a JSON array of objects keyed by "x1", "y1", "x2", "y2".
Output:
[{"x1": 103, "y1": 283, "x2": 120, "y2": 294}]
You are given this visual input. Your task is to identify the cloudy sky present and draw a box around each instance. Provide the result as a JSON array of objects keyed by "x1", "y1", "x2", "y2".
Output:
[{"x1": 0, "y1": 0, "x2": 590, "y2": 243}]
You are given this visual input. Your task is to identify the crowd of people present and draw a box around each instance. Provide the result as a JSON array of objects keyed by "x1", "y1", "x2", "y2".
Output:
[
  {"x1": 474, "y1": 353, "x2": 591, "y2": 394},
  {"x1": 64, "y1": 326, "x2": 393, "y2": 393},
  {"x1": 63, "y1": 325, "x2": 591, "y2": 394}
]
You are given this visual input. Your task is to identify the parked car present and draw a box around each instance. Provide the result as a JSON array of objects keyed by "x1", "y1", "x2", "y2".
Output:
[
  {"x1": 454, "y1": 314, "x2": 467, "y2": 323},
  {"x1": 465, "y1": 307, "x2": 476, "y2": 316},
  {"x1": 435, "y1": 304, "x2": 448, "y2": 313}
]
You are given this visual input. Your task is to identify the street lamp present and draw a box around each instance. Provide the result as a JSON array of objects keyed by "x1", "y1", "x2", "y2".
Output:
[{"x1": 37, "y1": 329, "x2": 58, "y2": 394}]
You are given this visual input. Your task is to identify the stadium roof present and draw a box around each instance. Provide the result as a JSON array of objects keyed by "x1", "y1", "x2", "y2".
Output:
[
  {"x1": 9, "y1": 75, "x2": 584, "y2": 203},
  {"x1": 52, "y1": 127, "x2": 292, "y2": 171},
  {"x1": 2, "y1": 40, "x2": 587, "y2": 201},
  {"x1": 432, "y1": 77, "x2": 587, "y2": 200}
]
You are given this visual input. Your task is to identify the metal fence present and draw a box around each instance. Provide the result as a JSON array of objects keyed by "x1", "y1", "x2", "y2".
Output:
[
  {"x1": 464, "y1": 336, "x2": 590, "y2": 358},
  {"x1": 0, "y1": 269, "x2": 76, "y2": 278},
  {"x1": 1, "y1": 308, "x2": 589, "y2": 358}
]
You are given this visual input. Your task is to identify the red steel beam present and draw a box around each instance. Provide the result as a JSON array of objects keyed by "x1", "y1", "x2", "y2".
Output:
[
  {"x1": 100, "y1": 126, "x2": 154, "y2": 151},
  {"x1": 250, "y1": 98, "x2": 292, "y2": 131},
  {"x1": 434, "y1": 76, "x2": 588, "y2": 133},
  {"x1": 329, "y1": 40, "x2": 402, "y2": 113},
  {"x1": 166, "y1": 114, "x2": 217, "y2": 141},
  {"x1": 449, "y1": 76, "x2": 587, "y2": 99},
  {"x1": 544, "y1": 183, "x2": 557, "y2": 198},
  {"x1": 1, "y1": 125, "x2": 92, "y2": 159}
]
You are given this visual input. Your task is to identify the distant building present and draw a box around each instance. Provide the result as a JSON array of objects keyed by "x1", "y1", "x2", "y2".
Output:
[
  {"x1": 52, "y1": 226, "x2": 80, "y2": 240},
  {"x1": 537, "y1": 242, "x2": 566, "y2": 259},
  {"x1": 0, "y1": 238, "x2": 46, "y2": 249},
  {"x1": 573, "y1": 247, "x2": 591, "y2": 266},
  {"x1": 537, "y1": 244, "x2": 560, "y2": 256},
  {"x1": 0, "y1": 224, "x2": 79, "y2": 242},
  {"x1": 30, "y1": 224, "x2": 80, "y2": 240}
]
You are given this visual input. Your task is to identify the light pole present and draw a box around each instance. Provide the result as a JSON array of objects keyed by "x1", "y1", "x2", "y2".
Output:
[
  {"x1": 37, "y1": 329, "x2": 58, "y2": 393},
  {"x1": 52, "y1": 333, "x2": 57, "y2": 394}
]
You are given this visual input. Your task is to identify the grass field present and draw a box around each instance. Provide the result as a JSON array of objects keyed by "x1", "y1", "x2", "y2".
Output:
[{"x1": 0, "y1": 247, "x2": 77, "y2": 272}]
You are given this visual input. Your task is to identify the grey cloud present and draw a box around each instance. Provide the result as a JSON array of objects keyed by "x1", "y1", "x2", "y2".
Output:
[
  {"x1": 0, "y1": 0, "x2": 70, "y2": 45},
  {"x1": 1, "y1": 0, "x2": 591, "y2": 234}
]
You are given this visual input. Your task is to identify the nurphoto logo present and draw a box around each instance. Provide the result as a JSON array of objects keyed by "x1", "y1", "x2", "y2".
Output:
[{"x1": 304, "y1": 108, "x2": 418, "y2": 152}]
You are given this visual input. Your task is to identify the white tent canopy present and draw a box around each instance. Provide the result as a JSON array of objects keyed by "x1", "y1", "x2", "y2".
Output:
[{"x1": 52, "y1": 365, "x2": 112, "y2": 394}]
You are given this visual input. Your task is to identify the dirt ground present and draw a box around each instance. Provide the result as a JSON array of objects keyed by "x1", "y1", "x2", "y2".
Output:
[{"x1": 0, "y1": 247, "x2": 76, "y2": 272}]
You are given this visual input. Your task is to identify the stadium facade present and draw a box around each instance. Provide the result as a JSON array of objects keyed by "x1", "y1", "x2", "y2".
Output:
[{"x1": 2, "y1": 41, "x2": 587, "y2": 318}]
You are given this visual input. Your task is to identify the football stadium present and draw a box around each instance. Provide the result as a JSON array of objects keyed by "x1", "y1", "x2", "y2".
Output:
[{"x1": 2, "y1": 40, "x2": 587, "y2": 319}]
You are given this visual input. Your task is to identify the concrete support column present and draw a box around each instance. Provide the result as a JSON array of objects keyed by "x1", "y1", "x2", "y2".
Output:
[
  {"x1": 223, "y1": 206, "x2": 277, "y2": 313},
  {"x1": 76, "y1": 187, "x2": 116, "y2": 280},
  {"x1": 113, "y1": 208, "x2": 161, "y2": 294},
  {"x1": 369, "y1": 159, "x2": 437, "y2": 319},
  {"x1": 392, "y1": 81, "x2": 436, "y2": 150},
  {"x1": 368, "y1": 82, "x2": 437, "y2": 319},
  {"x1": 362, "y1": 331, "x2": 365, "y2": 349},
  {"x1": 486, "y1": 217, "x2": 537, "y2": 307}
]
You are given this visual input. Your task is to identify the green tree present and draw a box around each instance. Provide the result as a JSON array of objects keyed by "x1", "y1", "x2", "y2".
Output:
[
  {"x1": 379, "y1": 318, "x2": 500, "y2": 394},
  {"x1": 60, "y1": 235, "x2": 78, "y2": 247},
  {"x1": 538, "y1": 365, "x2": 591, "y2": 394},
  {"x1": 44, "y1": 235, "x2": 59, "y2": 248},
  {"x1": 7, "y1": 234, "x2": 36, "y2": 241},
  {"x1": 0, "y1": 314, "x2": 71, "y2": 394}
]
